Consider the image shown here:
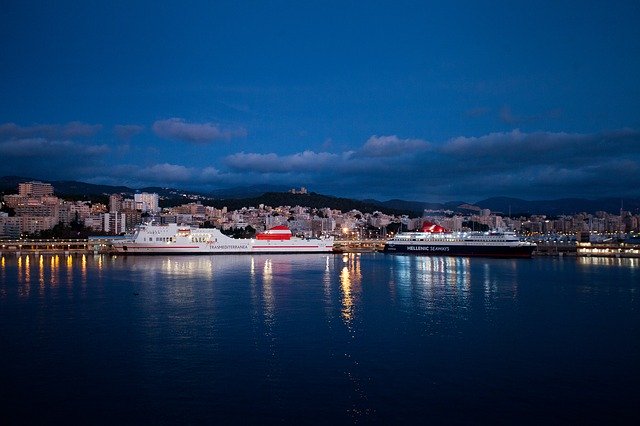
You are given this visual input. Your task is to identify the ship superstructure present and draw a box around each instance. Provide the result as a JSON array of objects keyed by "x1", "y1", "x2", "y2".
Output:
[{"x1": 109, "y1": 223, "x2": 334, "y2": 254}]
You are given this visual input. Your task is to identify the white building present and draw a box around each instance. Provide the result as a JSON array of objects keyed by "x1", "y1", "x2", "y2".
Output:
[
  {"x1": 134, "y1": 193, "x2": 159, "y2": 213},
  {"x1": 102, "y1": 212, "x2": 127, "y2": 235}
]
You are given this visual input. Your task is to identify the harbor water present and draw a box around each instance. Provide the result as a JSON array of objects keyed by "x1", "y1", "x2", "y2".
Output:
[{"x1": 1, "y1": 253, "x2": 638, "y2": 424}]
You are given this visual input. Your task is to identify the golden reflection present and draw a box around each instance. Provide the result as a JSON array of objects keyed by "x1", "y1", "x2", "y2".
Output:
[
  {"x1": 25, "y1": 255, "x2": 31, "y2": 283},
  {"x1": 339, "y1": 253, "x2": 362, "y2": 325},
  {"x1": 81, "y1": 254, "x2": 87, "y2": 286},
  {"x1": 39, "y1": 255, "x2": 45, "y2": 293},
  {"x1": 66, "y1": 255, "x2": 73, "y2": 287},
  {"x1": 0, "y1": 256, "x2": 5, "y2": 299},
  {"x1": 50, "y1": 255, "x2": 58, "y2": 287},
  {"x1": 340, "y1": 266, "x2": 353, "y2": 321},
  {"x1": 17, "y1": 255, "x2": 22, "y2": 285},
  {"x1": 18, "y1": 255, "x2": 30, "y2": 297}
]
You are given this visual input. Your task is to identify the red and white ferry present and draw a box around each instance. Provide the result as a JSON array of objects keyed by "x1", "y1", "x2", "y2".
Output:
[
  {"x1": 384, "y1": 221, "x2": 536, "y2": 258},
  {"x1": 109, "y1": 223, "x2": 334, "y2": 254}
]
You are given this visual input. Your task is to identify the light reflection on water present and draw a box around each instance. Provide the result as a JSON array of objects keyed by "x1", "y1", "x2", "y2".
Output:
[
  {"x1": 393, "y1": 255, "x2": 473, "y2": 314},
  {"x1": 577, "y1": 256, "x2": 639, "y2": 268},
  {"x1": 1, "y1": 253, "x2": 639, "y2": 423},
  {"x1": 340, "y1": 253, "x2": 362, "y2": 327},
  {"x1": 2, "y1": 253, "x2": 637, "y2": 313}
]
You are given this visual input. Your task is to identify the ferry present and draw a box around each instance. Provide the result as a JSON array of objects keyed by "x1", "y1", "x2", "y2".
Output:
[
  {"x1": 109, "y1": 223, "x2": 334, "y2": 254},
  {"x1": 383, "y1": 221, "x2": 536, "y2": 258}
]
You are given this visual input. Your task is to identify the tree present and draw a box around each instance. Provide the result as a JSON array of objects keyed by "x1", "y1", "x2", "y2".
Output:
[{"x1": 0, "y1": 205, "x2": 15, "y2": 216}]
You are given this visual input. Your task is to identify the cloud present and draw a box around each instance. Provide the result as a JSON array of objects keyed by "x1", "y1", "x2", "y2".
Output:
[
  {"x1": 357, "y1": 135, "x2": 431, "y2": 158},
  {"x1": 152, "y1": 118, "x2": 247, "y2": 143},
  {"x1": 0, "y1": 137, "x2": 109, "y2": 157},
  {"x1": 114, "y1": 124, "x2": 144, "y2": 140},
  {"x1": 0, "y1": 121, "x2": 102, "y2": 140},
  {"x1": 0, "y1": 138, "x2": 110, "y2": 182},
  {"x1": 2, "y1": 123, "x2": 638, "y2": 202},
  {"x1": 214, "y1": 129, "x2": 640, "y2": 200},
  {"x1": 136, "y1": 163, "x2": 193, "y2": 181},
  {"x1": 441, "y1": 129, "x2": 640, "y2": 168},
  {"x1": 101, "y1": 163, "x2": 196, "y2": 187},
  {"x1": 61, "y1": 121, "x2": 103, "y2": 138},
  {"x1": 225, "y1": 150, "x2": 341, "y2": 173}
]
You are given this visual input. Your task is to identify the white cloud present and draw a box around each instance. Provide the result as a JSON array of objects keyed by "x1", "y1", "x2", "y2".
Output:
[
  {"x1": 358, "y1": 135, "x2": 431, "y2": 158},
  {"x1": 152, "y1": 118, "x2": 247, "y2": 143},
  {"x1": 225, "y1": 150, "x2": 340, "y2": 173}
]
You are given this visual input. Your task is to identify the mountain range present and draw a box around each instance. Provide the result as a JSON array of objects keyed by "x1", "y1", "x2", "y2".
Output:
[{"x1": 1, "y1": 176, "x2": 638, "y2": 217}]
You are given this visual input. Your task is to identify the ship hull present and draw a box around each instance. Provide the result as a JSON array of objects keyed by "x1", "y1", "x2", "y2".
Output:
[
  {"x1": 110, "y1": 243, "x2": 334, "y2": 255},
  {"x1": 383, "y1": 243, "x2": 535, "y2": 258}
]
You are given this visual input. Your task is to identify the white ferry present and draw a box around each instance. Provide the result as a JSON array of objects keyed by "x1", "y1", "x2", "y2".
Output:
[
  {"x1": 384, "y1": 221, "x2": 536, "y2": 258},
  {"x1": 109, "y1": 223, "x2": 334, "y2": 254}
]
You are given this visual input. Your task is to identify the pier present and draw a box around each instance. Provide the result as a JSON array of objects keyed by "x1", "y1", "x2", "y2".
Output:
[
  {"x1": 1, "y1": 238, "x2": 639, "y2": 258},
  {"x1": 333, "y1": 239, "x2": 386, "y2": 252},
  {"x1": 0, "y1": 238, "x2": 109, "y2": 255}
]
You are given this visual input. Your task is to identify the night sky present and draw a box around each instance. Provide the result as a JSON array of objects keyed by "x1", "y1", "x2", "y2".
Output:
[{"x1": 1, "y1": 1, "x2": 639, "y2": 202}]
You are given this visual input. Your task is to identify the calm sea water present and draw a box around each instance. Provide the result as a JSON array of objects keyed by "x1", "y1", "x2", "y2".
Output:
[{"x1": 1, "y1": 253, "x2": 638, "y2": 424}]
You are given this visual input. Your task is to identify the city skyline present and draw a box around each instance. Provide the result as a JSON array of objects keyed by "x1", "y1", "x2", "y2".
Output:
[{"x1": 1, "y1": 1, "x2": 640, "y2": 202}]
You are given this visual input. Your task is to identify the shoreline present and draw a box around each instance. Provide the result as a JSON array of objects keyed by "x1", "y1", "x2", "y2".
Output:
[{"x1": 1, "y1": 240, "x2": 639, "y2": 259}]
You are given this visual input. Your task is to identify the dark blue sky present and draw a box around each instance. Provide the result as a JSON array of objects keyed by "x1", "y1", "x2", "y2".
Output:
[{"x1": 1, "y1": 1, "x2": 639, "y2": 201}]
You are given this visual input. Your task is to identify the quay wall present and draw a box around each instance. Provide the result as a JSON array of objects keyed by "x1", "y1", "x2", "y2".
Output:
[{"x1": 1, "y1": 238, "x2": 639, "y2": 258}]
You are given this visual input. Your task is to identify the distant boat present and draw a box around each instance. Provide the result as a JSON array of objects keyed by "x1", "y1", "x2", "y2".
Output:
[
  {"x1": 383, "y1": 221, "x2": 536, "y2": 258},
  {"x1": 109, "y1": 223, "x2": 334, "y2": 254}
]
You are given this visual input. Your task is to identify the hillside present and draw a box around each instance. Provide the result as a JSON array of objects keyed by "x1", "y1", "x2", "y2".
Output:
[
  {"x1": 474, "y1": 197, "x2": 640, "y2": 216},
  {"x1": 2, "y1": 176, "x2": 638, "y2": 216},
  {"x1": 204, "y1": 192, "x2": 420, "y2": 217}
]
